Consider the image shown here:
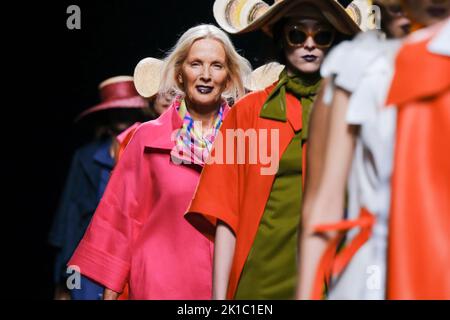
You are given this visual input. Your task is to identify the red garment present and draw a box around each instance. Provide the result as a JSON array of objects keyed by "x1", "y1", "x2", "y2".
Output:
[
  {"x1": 186, "y1": 85, "x2": 304, "y2": 299},
  {"x1": 386, "y1": 23, "x2": 450, "y2": 299},
  {"x1": 69, "y1": 104, "x2": 229, "y2": 299}
]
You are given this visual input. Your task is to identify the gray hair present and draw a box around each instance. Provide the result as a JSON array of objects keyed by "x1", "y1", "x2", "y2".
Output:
[{"x1": 159, "y1": 24, "x2": 252, "y2": 101}]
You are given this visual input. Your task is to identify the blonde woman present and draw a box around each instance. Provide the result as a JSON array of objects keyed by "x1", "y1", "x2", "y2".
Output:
[{"x1": 68, "y1": 24, "x2": 251, "y2": 300}]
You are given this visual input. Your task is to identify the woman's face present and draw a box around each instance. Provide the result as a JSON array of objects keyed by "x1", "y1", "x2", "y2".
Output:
[
  {"x1": 153, "y1": 90, "x2": 176, "y2": 116},
  {"x1": 379, "y1": 2, "x2": 411, "y2": 38},
  {"x1": 283, "y1": 17, "x2": 333, "y2": 74},
  {"x1": 180, "y1": 38, "x2": 229, "y2": 111},
  {"x1": 403, "y1": 0, "x2": 450, "y2": 27}
]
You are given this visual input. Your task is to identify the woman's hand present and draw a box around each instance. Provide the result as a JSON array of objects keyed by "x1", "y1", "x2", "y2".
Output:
[{"x1": 103, "y1": 288, "x2": 120, "y2": 300}]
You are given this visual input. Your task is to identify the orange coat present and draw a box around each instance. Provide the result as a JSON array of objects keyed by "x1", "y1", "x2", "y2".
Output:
[
  {"x1": 386, "y1": 22, "x2": 450, "y2": 299},
  {"x1": 186, "y1": 84, "x2": 305, "y2": 299}
]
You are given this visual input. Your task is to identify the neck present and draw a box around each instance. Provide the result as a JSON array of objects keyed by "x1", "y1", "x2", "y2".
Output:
[
  {"x1": 185, "y1": 100, "x2": 221, "y2": 130},
  {"x1": 286, "y1": 67, "x2": 321, "y2": 85}
]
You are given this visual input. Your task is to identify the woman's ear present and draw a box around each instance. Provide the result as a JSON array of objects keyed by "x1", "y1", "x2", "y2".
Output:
[{"x1": 178, "y1": 74, "x2": 183, "y2": 85}]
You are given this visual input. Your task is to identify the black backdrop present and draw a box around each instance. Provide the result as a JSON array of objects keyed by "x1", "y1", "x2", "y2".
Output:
[{"x1": 6, "y1": 0, "x2": 352, "y2": 299}]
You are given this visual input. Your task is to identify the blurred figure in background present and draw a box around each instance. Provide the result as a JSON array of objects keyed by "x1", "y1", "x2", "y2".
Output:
[
  {"x1": 385, "y1": 0, "x2": 449, "y2": 299},
  {"x1": 116, "y1": 58, "x2": 177, "y2": 160},
  {"x1": 48, "y1": 76, "x2": 155, "y2": 300},
  {"x1": 297, "y1": 0, "x2": 449, "y2": 300},
  {"x1": 297, "y1": 0, "x2": 412, "y2": 300}
]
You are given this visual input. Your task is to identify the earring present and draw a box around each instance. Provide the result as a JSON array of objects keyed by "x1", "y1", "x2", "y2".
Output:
[{"x1": 178, "y1": 75, "x2": 183, "y2": 84}]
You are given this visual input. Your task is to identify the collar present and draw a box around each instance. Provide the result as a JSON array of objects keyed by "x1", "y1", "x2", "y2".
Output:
[
  {"x1": 260, "y1": 84, "x2": 303, "y2": 132},
  {"x1": 144, "y1": 101, "x2": 231, "y2": 151}
]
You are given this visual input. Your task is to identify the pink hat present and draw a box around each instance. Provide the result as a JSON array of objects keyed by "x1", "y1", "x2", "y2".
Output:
[{"x1": 76, "y1": 76, "x2": 149, "y2": 121}]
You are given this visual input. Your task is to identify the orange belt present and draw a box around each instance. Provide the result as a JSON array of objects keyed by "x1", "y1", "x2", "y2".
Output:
[{"x1": 311, "y1": 207, "x2": 376, "y2": 300}]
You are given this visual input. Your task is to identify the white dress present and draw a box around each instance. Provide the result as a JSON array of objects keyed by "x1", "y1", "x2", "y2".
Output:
[{"x1": 319, "y1": 31, "x2": 402, "y2": 300}]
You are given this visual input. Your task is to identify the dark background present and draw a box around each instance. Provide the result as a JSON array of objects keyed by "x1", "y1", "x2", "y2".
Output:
[{"x1": 6, "y1": 0, "x2": 351, "y2": 299}]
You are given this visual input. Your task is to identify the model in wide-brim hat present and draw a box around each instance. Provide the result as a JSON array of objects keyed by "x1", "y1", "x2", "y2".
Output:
[{"x1": 214, "y1": 0, "x2": 376, "y2": 35}]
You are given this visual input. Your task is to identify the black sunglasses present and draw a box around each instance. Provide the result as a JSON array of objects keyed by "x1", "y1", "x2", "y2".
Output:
[{"x1": 284, "y1": 25, "x2": 336, "y2": 48}]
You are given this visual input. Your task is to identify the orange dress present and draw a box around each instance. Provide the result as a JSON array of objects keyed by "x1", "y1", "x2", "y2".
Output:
[
  {"x1": 386, "y1": 20, "x2": 450, "y2": 299},
  {"x1": 185, "y1": 85, "x2": 306, "y2": 299}
]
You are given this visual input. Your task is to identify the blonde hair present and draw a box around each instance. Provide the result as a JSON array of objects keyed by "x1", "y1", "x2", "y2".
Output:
[{"x1": 159, "y1": 24, "x2": 252, "y2": 101}]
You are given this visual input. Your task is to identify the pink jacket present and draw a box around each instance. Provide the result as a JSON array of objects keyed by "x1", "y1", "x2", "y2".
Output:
[{"x1": 68, "y1": 104, "x2": 229, "y2": 299}]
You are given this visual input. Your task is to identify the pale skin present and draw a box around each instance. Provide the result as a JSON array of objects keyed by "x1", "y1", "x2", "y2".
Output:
[
  {"x1": 301, "y1": 77, "x2": 331, "y2": 209},
  {"x1": 179, "y1": 38, "x2": 230, "y2": 132},
  {"x1": 152, "y1": 90, "x2": 176, "y2": 116},
  {"x1": 212, "y1": 13, "x2": 331, "y2": 300},
  {"x1": 294, "y1": 79, "x2": 333, "y2": 298},
  {"x1": 212, "y1": 222, "x2": 236, "y2": 300},
  {"x1": 296, "y1": 87, "x2": 357, "y2": 299},
  {"x1": 103, "y1": 37, "x2": 231, "y2": 300},
  {"x1": 377, "y1": 1, "x2": 411, "y2": 38}
]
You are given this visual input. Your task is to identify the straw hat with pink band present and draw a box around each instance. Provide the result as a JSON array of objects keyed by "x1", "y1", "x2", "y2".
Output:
[{"x1": 75, "y1": 76, "x2": 149, "y2": 122}]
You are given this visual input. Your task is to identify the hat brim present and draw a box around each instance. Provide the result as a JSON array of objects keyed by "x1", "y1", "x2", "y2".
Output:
[
  {"x1": 75, "y1": 96, "x2": 149, "y2": 122},
  {"x1": 234, "y1": 0, "x2": 361, "y2": 36},
  {"x1": 214, "y1": 0, "x2": 269, "y2": 33},
  {"x1": 245, "y1": 62, "x2": 285, "y2": 91},
  {"x1": 134, "y1": 57, "x2": 164, "y2": 99}
]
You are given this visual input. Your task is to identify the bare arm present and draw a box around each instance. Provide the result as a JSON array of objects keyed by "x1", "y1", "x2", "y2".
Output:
[
  {"x1": 297, "y1": 87, "x2": 357, "y2": 299},
  {"x1": 302, "y1": 78, "x2": 332, "y2": 218},
  {"x1": 212, "y1": 221, "x2": 236, "y2": 300}
]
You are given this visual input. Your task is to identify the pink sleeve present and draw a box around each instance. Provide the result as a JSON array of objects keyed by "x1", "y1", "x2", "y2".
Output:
[{"x1": 68, "y1": 127, "x2": 152, "y2": 293}]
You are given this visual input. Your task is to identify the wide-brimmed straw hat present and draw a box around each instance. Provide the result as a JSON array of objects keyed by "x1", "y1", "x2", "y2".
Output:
[
  {"x1": 214, "y1": 0, "x2": 272, "y2": 33},
  {"x1": 245, "y1": 62, "x2": 285, "y2": 91},
  {"x1": 214, "y1": 0, "x2": 373, "y2": 36},
  {"x1": 76, "y1": 76, "x2": 149, "y2": 121},
  {"x1": 345, "y1": 0, "x2": 376, "y2": 31},
  {"x1": 133, "y1": 57, "x2": 165, "y2": 99}
]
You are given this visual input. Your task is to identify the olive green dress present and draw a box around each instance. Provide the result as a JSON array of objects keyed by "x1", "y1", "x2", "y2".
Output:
[
  {"x1": 235, "y1": 129, "x2": 303, "y2": 299},
  {"x1": 234, "y1": 70, "x2": 320, "y2": 299}
]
